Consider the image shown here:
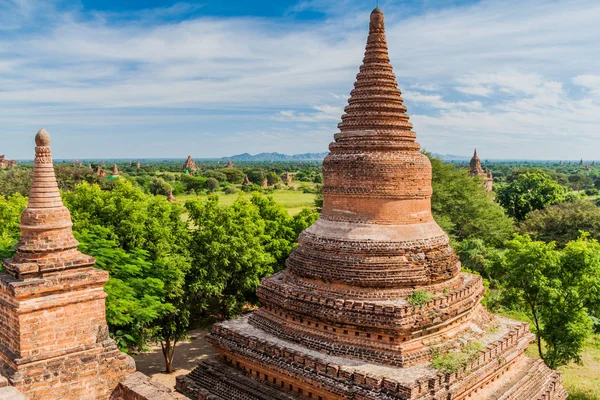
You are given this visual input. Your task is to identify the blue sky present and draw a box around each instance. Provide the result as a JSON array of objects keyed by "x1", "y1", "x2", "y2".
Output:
[{"x1": 1, "y1": 0, "x2": 600, "y2": 160}]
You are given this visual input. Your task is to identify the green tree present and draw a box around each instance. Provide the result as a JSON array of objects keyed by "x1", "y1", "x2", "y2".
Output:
[
  {"x1": 205, "y1": 177, "x2": 219, "y2": 192},
  {"x1": 185, "y1": 195, "x2": 275, "y2": 318},
  {"x1": 0, "y1": 194, "x2": 27, "y2": 261},
  {"x1": 221, "y1": 168, "x2": 245, "y2": 184},
  {"x1": 520, "y1": 200, "x2": 600, "y2": 247},
  {"x1": 0, "y1": 168, "x2": 33, "y2": 196},
  {"x1": 496, "y1": 170, "x2": 569, "y2": 221},
  {"x1": 265, "y1": 171, "x2": 280, "y2": 186},
  {"x1": 63, "y1": 181, "x2": 191, "y2": 371},
  {"x1": 566, "y1": 174, "x2": 593, "y2": 191},
  {"x1": 429, "y1": 155, "x2": 514, "y2": 246},
  {"x1": 149, "y1": 177, "x2": 173, "y2": 196},
  {"x1": 493, "y1": 234, "x2": 600, "y2": 368}
]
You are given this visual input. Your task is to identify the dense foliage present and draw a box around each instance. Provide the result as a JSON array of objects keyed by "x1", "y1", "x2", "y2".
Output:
[
  {"x1": 520, "y1": 200, "x2": 600, "y2": 247},
  {"x1": 492, "y1": 234, "x2": 600, "y2": 368},
  {"x1": 429, "y1": 156, "x2": 514, "y2": 246},
  {"x1": 496, "y1": 170, "x2": 574, "y2": 221}
]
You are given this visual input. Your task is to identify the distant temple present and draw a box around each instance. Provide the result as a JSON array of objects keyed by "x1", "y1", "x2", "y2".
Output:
[
  {"x1": 177, "y1": 8, "x2": 566, "y2": 400},
  {"x1": 261, "y1": 177, "x2": 268, "y2": 188},
  {"x1": 226, "y1": 160, "x2": 234, "y2": 168},
  {"x1": 111, "y1": 164, "x2": 120, "y2": 176},
  {"x1": 282, "y1": 171, "x2": 292, "y2": 183},
  {"x1": 167, "y1": 189, "x2": 176, "y2": 202},
  {"x1": 182, "y1": 155, "x2": 198, "y2": 172},
  {"x1": 0, "y1": 155, "x2": 17, "y2": 169},
  {"x1": 136, "y1": 160, "x2": 141, "y2": 168},
  {"x1": 94, "y1": 165, "x2": 107, "y2": 178},
  {"x1": 242, "y1": 175, "x2": 251, "y2": 185},
  {"x1": 469, "y1": 149, "x2": 493, "y2": 192}
]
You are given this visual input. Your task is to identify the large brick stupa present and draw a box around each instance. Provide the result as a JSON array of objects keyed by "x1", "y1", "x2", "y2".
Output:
[{"x1": 177, "y1": 8, "x2": 567, "y2": 400}]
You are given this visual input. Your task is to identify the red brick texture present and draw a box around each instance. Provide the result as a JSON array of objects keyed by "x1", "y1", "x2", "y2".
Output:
[
  {"x1": 0, "y1": 129, "x2": 135, "y2": 400},
  {"x1": 178, "y1": 8, "x2": 567, "y2": 400}
]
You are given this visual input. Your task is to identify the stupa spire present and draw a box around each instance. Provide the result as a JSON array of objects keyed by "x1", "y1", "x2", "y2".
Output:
[
  {"x1": 27, "y1": 129, "x2": 63, "y2": 209},
  {"x1": 338, "y1": 8, "x2": 416, "y2": 145},
  {"x1": 3, "y1": 129, "x2": 94, "y2": 279}
]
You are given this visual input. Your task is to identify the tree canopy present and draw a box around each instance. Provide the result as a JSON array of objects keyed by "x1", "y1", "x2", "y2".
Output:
[
  {"x1": 496, "y1": 170, "x2": 572, "y2": 221},
  {"x1": 492, "y1": 234, "x2": 600, "y2": 368},
  {"x1": 429, "y1": 155, "x2": 515, "y2": 246},
  {"x1": 520, "y1": 200, "x2": 600, "y2": 247}
]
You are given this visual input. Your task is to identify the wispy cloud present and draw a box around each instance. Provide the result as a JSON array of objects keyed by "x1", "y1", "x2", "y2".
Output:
[{"x1": 0, "y1": 0, "x2": 599, "y2": 159}]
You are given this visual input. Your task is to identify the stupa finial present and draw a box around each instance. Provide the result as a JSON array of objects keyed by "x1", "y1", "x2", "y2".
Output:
[{"x1": 35, "y1": 128, "x2": 51, "y2": 146}]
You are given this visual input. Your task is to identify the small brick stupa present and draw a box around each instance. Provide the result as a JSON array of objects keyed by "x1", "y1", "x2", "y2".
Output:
[
  {"x1": 0, "y1": 129, "x2": 135, "y2": 399},
  {"x1": 178, "y1": 8, "x2": 566, "y2": 400},
  {"x1": 282, "y1": 171, "x2": 293, "y2": 183},
  {"x1": 469, "y1": 149, "x2": 493, "y2": 192},
  {"x1": 243, "y1": 175, "x2": 251, "y2": 186},
  {"x1": 111, "y1": 163, "x2": 120, "y2": 176},
  {"x1": 182, "y1": 155, "x2": 198, "y2": 172},
  {"x1": 167, "y1": 189, "x2": 176, "y2": 202},
  {"x1": 94, "y1": 165, "x2": 107, "y2": 178}
]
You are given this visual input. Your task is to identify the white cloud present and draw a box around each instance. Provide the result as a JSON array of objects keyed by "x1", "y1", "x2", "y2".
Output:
[{"x1": 0, "y1": 0, "x2": 600, "y2": 159}]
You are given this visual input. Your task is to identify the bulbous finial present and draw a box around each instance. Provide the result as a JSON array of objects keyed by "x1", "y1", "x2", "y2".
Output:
[
  {"x1": 369, "y1": 7, "x2": 385, "y2": 32},
  {"x1": 35, "y1": 128, "x2": 51, "y2": 146}
]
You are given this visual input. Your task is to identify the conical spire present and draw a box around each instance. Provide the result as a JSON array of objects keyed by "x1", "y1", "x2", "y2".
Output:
[
  {"x1": 111, "y1": 164, "x2": 119, "y2": 176},
  {"x1": 470, "y1": 148, "x2": 484, "y2": 176},
  {"x1": 3, "y1": 129, "x2": 94, "y2": 279},
  {"x1": 27, "y1": 129, "x2": 64, "y2": 209},
  {"x1": 338, "y1": 8, "x2": 416, "y2": 147}
]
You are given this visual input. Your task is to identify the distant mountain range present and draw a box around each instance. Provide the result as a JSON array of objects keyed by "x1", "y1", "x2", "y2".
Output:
[
  {"x1": 218, "y1": 152, "x2": 472, "y2": 162},
  {"x1": 430, "y1": 153, "x2": 472, "y2": 161},
  {"x1": 219, "y1": 152, "x2": 329, "y2": 161}
]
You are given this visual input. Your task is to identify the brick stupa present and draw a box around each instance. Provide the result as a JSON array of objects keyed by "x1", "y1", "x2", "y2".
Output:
[
  {"x1": 177, "y1": 8, "x2": 567, "y2": 400},
  {"x1": 182, "y1": 156, "x2": 198, "y2": 172},
  {"x1": 469, "y1": 149, "x2": 493, "y2": 192},
  {"x1": 0, "y1": 129, "x2": 135, "y2": 399}
]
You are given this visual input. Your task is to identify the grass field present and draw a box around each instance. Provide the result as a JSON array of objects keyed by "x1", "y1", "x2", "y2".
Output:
[{"x1": 175, "y1": 190, "x2": 317, "y2": 216}]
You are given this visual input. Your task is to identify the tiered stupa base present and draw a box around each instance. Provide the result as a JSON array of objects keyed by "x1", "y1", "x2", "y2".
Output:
[
  {"x1": 177, "y1": 313, "x2": 565, "y2": 400},
  {"x1": 0, "y1": 268, "x2": 135, "y2": 400}
]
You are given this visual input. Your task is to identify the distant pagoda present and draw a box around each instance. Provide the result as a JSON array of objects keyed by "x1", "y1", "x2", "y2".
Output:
[
  {"x1": 183, "y1": 155, "x2": 198, "y2": 172},
  {"x1": 178, "y1": 8, "x2": 566, "y2": 400},
  {"x1": 111, "y1": 164, "x2": 120, "y2": 176},
  {"x1": 167, "y1": 189, "x2": 176, "y2": 202},
  {"x1": 0, "y1": 154, "x2": 17, "y2": 169},
  {"x1": 282, "y1": 171, "x2": 293, "y2": 183},
  {"x1": 469, "y1": 149, "x2": 493, "y2": 192}
]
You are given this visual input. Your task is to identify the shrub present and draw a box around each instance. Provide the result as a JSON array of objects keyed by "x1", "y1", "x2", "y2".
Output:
[{"x1": 408, "y1": 290, "x2": 435, "y2": 306}]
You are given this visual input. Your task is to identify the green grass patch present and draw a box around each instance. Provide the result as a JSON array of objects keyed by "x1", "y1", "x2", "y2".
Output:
[
  {"x1": 407, "y1": 290, "x2": 435, "y2": 306},
  {"x1": 176, "y1": 190, "x2": 316, "y2": 216},
  {"x1": 431, "y1": 342, "x2": 484, "y2": 374}
]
